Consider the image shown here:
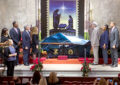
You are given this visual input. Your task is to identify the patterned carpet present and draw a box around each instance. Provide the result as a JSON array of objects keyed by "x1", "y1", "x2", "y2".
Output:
[
  {"x1": 42, "y1": 59, "x2": 82, "y2": 64},
  {"x1": 1, "y1": 52, "x2": 120, "y2": 64},
  {"x1": 33, "y1": 58, "x2": 120, "y2": 64}
]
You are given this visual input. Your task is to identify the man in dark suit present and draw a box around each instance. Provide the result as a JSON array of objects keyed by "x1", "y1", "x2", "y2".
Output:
[
  {"x1": 10, "y1": 21, "x2": 21, "y2": 65},
  {"x1": 22, "y1": 25, "x2": 31, "y2": 66},
  {"x1": 110, "y1": 22, "x2": 119, "y2": 67}
]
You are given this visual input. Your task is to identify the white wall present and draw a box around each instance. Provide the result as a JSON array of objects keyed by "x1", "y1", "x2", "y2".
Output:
[
  {"x1": 0, "y1": 0, "x2": 36, "y2": 32},
  {"x1": 90, "y1": 0, "x2": 120, "y2": 28}
]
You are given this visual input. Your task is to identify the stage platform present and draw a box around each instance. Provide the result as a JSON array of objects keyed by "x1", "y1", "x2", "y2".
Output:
[{"x1": 2, "y1": 64, "x2": 120, "y2": 77}]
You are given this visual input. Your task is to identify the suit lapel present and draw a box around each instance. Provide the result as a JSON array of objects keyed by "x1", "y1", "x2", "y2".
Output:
[
  {"x1": 25, "y1": 31, "x2": 30, "y2": 39},
  {"x1": 13, "y1": 28, "x2": 19, "y2": 35}
]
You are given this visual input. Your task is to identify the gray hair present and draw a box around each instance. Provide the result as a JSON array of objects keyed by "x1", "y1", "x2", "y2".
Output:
[
  {"x1": 24, "y1": 25, "x2": 29, "y2": 30},
  {"x1": 92, "y1": 22, "x2": 98, "y2": 27},
  {"x1": 111, "y1": 21, "x2": 116, "y2": 25}
]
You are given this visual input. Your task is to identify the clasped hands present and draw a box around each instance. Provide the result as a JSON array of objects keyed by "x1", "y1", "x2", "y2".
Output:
[{"x1": 9, "y1": 53, "x2": 17, "y2": 57}]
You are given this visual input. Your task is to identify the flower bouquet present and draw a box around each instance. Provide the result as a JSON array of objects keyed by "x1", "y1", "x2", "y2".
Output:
[
  {"x1": 81, "y1": 62, "x2": 91, "y2": 77},
  {"x1": 30, "y1": 58, "x2": 43, "y2": 72}
]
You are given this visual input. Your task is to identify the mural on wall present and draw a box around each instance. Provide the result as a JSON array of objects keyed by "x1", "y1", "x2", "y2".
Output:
[
  {"x1": 41, "y1": 0, "x2": 92, "y2": 58},
  {"x1": 48, "y1": 0, "x2": 78, "y2": 36}
]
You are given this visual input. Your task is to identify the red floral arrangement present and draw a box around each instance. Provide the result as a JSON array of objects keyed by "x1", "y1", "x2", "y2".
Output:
[
  {"x1": 81, "y1": 62, "x2": 91, "y2": 77},
  {"x1": 30, "y1": 58, "x2": 43, "y2": 72}
]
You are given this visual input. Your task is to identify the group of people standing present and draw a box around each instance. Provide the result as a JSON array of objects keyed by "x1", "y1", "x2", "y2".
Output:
[
  {"x1": 1, "y1": 21, "x2": 39, "y2": 76},
  {"x1": 1, "y1": 20, "x2": 119, "y2": 77},
  {"x1": 91, "y1": 21, "x2": 119, "y2": 67}
]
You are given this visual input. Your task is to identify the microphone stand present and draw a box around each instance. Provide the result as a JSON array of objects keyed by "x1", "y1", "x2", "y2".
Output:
[{"x1": 38, "y1": 0, "x2": 41, "y2": 63}]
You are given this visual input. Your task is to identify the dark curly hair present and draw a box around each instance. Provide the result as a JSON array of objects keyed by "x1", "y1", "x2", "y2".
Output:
[
  {"x1": 1, "y1": 28, "x2": 8, "y2": 36},
  {"x1": 32, "y1": 71, "x2": 41, "y2": 84},
  {"x1": 104, "y1": 24, "x2": 109, "y2": 30}
]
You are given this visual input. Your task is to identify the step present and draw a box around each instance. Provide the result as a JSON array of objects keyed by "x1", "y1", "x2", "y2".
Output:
[{"x1": 2, "y1": 64, "x2": 120, "y2": 77}]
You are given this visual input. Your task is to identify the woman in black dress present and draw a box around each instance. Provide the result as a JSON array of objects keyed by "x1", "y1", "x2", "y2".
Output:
[
  {"x1": 1, "y1": 28, "x2": 10, "y2": 42},
  {"x1": 0, "y1": 28, "x2": 10, "y2": 65},
  {"x1": 31, "y1": 26, "x2": 39, "y2": 60}
]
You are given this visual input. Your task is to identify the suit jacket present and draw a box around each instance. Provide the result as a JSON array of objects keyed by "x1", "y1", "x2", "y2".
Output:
[
  {"x1": 100, "y1": 30, "x2": 109, "y2": 48},
  {"x1": 110, "y1": 27, "x2": 119, "y2": 48},
  {"x1": 88, "y1": 28, "x2": 93, "y2": 41},
  {"x1": 22, "y1": 30, "x2": 31, "y2": 49},
  {"x1": 10, "y1": 28, "x2": 21, "y2": 45},
  {"x1": 91, "y1": 27, "x2": 100, "y2": 46}
]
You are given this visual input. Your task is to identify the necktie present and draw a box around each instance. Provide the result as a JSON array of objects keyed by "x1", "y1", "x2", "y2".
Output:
[
  {"x1": 15, "y1": 28, "x2": 18, "y2": 34},
  {"x1": 27, "y1": 31, "x2": 30, "y2": 38},
  {"x1": 111, "y1": 28, "x2": 114, "y2": 33}
]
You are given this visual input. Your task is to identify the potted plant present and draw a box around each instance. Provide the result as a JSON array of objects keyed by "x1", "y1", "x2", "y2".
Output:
[{"x1": 81, "y1": 62, "x2": 91, "y2": 77}]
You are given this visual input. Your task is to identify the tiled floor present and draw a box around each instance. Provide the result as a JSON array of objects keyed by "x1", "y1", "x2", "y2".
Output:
[
  {"x1": 1, "y1": 64, "x2": 120, "y2": 77},
  {"x1": 14, "y1": 64, "x2": 120, "y2": 71}
]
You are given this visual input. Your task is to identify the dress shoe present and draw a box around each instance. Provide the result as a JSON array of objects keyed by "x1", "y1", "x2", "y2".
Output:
[
  {"x1": 26, "y1": 64, "x2": 29, "y2": 66},
  {"x1": 25, "y1": 64, "x2": 29, "y2": 66},
  {"x1": 24, "y1": 63, "x2": 29, "y2": 66},
  {"x1": 15, "y1": 63, "x2": 18, "y2": 66},
  {"x1": 110, "y1": 63, "x2": 114, "y2": 66},
  {"x1": 92, "y1": 63, "x2": 98, "y2": 65},
  {"x1": 113, "y1": 64, "x2": 118, "y2": 67},
  {"x1": 111, "y1": 64, "x2": 118, "y2": 67},
  {"x1": 103, "y1": 64, "x2": 107, "y2": 66}
]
